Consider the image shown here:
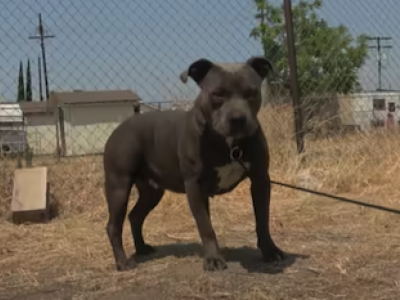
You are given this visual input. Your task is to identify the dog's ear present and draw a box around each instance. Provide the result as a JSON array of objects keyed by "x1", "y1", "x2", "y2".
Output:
[
  {"x1": 246, "y1": 56, "x2": 275, "y2": 80},
  {"x1": 180, "y1": 58, "x2": 215, "y2": 85}
]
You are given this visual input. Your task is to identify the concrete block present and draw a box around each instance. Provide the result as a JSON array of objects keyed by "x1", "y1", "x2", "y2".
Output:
[{"x1": 11, "y1": 166, "x2": 49, "y2": 224}]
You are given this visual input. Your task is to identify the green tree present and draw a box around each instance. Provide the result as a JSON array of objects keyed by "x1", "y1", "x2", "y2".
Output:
[
  {"x1": 26, "y1": 59, "x2": 32, "y2": 101},
  {"x1": 250, "y1": 0, "x2": 368, "y2": 96},
  {"x1": 17, "y1": 61, "x2": 25, "y2": 101}
]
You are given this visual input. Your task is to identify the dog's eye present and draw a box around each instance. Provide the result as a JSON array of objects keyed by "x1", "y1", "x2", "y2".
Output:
[
  {"x1": 211, "y1": 89, "x2": 228, "y2": 98},
  {"x1": 243, "y1": 89, "x2": 258, "y2": 99},
  {"x1": 212, "y1": 96, "x2": 224, "y2": 109},
  {"x1": 211, "y1": 89, "x2": 228, "y2": 109}
]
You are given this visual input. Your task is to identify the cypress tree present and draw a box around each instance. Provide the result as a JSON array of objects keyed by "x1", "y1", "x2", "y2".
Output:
[
  {"x1": 26, "y1": 59, "x2": 32, "y2": 101},
  {"x1": 17, "y1": 61, "x2": 25, "y2": 101}
]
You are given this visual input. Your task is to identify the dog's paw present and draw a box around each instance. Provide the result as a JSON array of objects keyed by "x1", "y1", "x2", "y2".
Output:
[
  {"x1": 203, "y1": 255, "x2": 227, "y2": 271},
  {"x1": 261, "y1": 244, "x2": 285, "y2": 263},
  {"x1": 116, "y1": 258, "x2": 138, "y2": 271},
  {"x1": 135, "y1": 244, "x2": 156, "y2": 256}
]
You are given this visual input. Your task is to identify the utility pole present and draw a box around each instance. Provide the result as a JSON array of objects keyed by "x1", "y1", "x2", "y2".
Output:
[
  {"x1": 366, "y1": 36, "x2": 392, "y2": 91},
  {"x1": 29, "y1": 13, "x2": 55, "y2": 100},
  {"x1": 283, "y1": 0, "x2": 304, "y2": 154},
  {"x1": 38, "y1": 56, "x2": 43, "y2": 101}
]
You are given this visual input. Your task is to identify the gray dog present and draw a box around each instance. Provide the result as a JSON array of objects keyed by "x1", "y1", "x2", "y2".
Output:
[{"x1": 103, "y1": 56, "x2": 284, "y2": 271}]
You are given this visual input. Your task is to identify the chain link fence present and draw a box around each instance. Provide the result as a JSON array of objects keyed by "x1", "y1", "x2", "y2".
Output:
[
  {"x1": 1, "y1": 0, "x2": 400, "y2": 213},
  {"x1": 3, "y1": 1, "x2": 400, "y2": 298}
]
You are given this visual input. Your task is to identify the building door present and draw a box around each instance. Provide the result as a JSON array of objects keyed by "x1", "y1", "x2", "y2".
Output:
[
  {"x1": 372, "y1": 98, "x2": 385, "y2": 127},
  {"x1": 387, "y1": 102, "x2": 395, "y2": 129}
]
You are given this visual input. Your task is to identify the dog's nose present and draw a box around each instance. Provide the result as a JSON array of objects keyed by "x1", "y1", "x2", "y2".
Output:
[{"x1": 229, "y1": 114, "x2": 247, "y2": 129}]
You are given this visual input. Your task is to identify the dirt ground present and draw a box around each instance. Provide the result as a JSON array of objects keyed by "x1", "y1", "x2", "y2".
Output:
[
  {"x1": 2, "y1": 108, "x2": 400, "y2": 299},
  {"x1": 2, "y1": 185, "x2": 400, "y2": 300}
]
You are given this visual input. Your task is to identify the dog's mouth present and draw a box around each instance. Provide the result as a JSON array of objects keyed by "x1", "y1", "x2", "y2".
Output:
[
  {"x1": 209, "y1": 115, "x2": 257, "y2": 141},
  {"x1": 228, "y1": 129, "x2": 246, "y2": 140},
  {"x1": 228, "y1": 120, "x2": 257, "y2": 139}
]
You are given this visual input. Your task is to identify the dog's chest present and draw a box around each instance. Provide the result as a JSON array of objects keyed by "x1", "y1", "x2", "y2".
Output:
[{"x1": 213, "y1": 161, "x2": 250, "y2": 192}]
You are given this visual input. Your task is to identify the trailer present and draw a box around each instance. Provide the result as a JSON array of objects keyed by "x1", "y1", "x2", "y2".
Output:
[{"x1": 338, "y1": 91, "x2": 400, "y2": 130}]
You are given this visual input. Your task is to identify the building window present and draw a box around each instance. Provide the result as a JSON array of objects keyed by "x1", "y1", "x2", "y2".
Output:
[
  {"x1": 388, "y1": 102, "x2": 395, "y2": 112},
  {"x1": 373, "y1": 98, "x2": 385, "y2": 111}
]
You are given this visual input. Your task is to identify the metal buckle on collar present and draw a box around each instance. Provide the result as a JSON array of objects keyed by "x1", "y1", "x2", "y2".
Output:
[{"x1": 229, "y1": 146, "x2": 243, "y2": 161}]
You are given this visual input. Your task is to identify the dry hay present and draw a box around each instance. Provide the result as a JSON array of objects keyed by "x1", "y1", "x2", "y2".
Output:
[{"x1": 1, "y1": 106, "x2": 400, "y2": 299}]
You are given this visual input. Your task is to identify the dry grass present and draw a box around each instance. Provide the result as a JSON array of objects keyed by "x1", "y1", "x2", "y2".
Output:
[{"x1": 1, "y1": 106, "x2": 400, "y2": 300}]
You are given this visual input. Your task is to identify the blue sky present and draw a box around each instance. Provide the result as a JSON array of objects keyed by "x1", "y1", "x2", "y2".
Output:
[{"x1": 0, "y1": 0, "x2": 399, "y2": 103}]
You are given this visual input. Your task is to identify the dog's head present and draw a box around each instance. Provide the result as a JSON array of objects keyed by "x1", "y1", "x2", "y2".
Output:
[{"x1": 180, "y1": 56, "x2": 274, "y2": 141}]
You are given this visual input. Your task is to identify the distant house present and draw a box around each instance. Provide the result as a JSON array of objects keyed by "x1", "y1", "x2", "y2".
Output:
[
  {"x1": 49, "y1": 89, "x2": 142, "y2": 156},
  {"x1": 19, "y1": 101, "x2": 58, "y2": 155},
  {"x1": 1, "y1": 90, "x2": 161, "y2": 157},
  {"x1": 338, "y1": 90, "x2": 400, "y2": 130}
]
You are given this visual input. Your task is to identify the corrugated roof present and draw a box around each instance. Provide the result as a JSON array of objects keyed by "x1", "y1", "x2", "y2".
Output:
[
  {"x1": 49, "y1": 89, "x2": 141, "y2": 106},
  {"x1": 0, "y1": 103, "x2": 23, "y2": 123}
]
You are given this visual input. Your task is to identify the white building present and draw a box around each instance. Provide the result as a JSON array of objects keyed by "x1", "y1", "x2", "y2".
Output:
[
  {"x1": 1, "y1": 90, "x2": 159, "y2": 157},
  {"x1": 338, "y1": 91, "x2": 400, "y2": 130},
  {"x1": 19, "y1": 101, "x2": 58, "y2": 155},
  {"x1": 0, "y1": 103, "x2": 27, "y2": 155},
  {"x1": 49, "y1": 90, "x2": 143, "y2": 156}
]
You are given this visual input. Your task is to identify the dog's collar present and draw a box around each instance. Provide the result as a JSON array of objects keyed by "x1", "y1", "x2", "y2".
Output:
[
  {"x1": 230, "y1": 145, "x2": 250, "y2": 175},
  {"x1": 229, "y1": 145, "x2": 243, "y2": 161}
]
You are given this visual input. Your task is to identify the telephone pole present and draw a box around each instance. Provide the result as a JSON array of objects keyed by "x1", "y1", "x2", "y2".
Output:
[
  {"x1": 38, "y1": 56, "x2": 43, "y2": 101},
  {"x1": 366, "y1": 36, "x2": 392, "y2": 91},
  {"x1": 283, "y1": 0, "x2": 304, "y2": 154},
  {"x1": 29, "y1": 13, "x2": 55, "y2": 100}
]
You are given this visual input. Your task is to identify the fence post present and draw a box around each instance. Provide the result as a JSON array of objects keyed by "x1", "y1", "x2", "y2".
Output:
[
  {"x1": 283, "y1": 0, "x2": 305, "y2": 154},
  {"x1": 54, "y1": 105, "x2": 61, "y2": 160}
]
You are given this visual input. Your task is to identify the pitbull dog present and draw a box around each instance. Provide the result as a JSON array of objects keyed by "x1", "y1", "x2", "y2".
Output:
[{"x1": 103, "y1": 56, "x2": 284, "y2": 271}]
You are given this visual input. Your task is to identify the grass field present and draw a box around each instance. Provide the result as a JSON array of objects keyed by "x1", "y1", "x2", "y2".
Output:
[{"x1": 1, "y1": 106, "x2": 400, "y2": 300}]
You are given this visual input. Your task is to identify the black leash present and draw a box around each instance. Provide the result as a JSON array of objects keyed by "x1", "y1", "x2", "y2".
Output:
[
  {"x1": 229, "y1": 146, "x2": 400, "y2": 216},
  {"x1": 269, "y1": 179, "x2": 400, "y2": 215}
]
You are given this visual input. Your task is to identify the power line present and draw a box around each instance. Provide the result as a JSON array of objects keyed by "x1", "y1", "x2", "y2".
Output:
[
  {"x1": 366, "y1": 36, "x2": 392, "y2": 91},
  {"x1": 28, "y1": 13, "x2": 55, "y2": 100}
]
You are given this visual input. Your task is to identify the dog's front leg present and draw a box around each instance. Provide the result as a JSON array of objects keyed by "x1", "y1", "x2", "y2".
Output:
[
  {"x1": 250, "y1": 173, "x2": 285, "y2": 262},
  {"x1": 185, "y1": 179, "x2": 227, "y2": 271}
]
